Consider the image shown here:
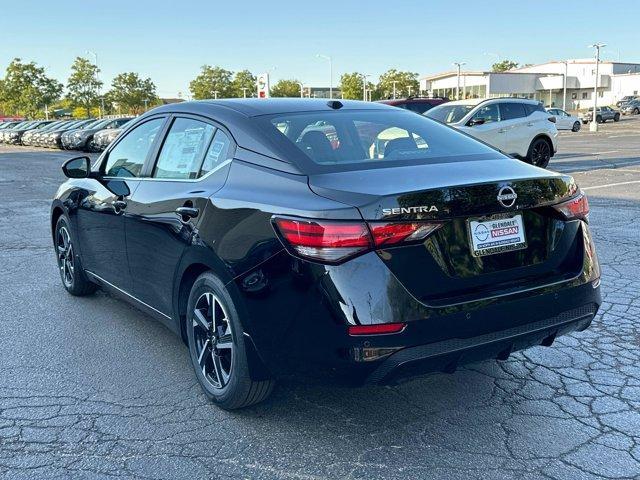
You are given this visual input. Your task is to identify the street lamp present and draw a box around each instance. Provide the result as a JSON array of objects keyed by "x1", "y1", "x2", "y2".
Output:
[
  {"x1": 297, "y1": 82, "x2": 304, "y2": 98},
  {"x1": 453, "y1": 62, "x2": 466, "y2": 100},
  {"x1": 588, "y1": 43, "x2": 606, "y2": 132},
  {"x1": 86, "y1": 50, "x2": 104, "y2": 118},
  {"x1": 392, "y1": 80, "x2": 398, "y2": 99},
  {"x1": 316, "y1": 54, "x2": 333, "y2": 99},
  {"x1": 213, "y1": 90, "x2": 219, "y2": 99},
  {"x1": 361, "y1": 74, "x2": 371, "y2": 101},
  {"x1": 241, "y1": 87, "x2": 249, "y2": 98}
]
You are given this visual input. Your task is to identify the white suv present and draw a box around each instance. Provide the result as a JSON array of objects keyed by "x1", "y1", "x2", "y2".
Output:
[{"x1": 426, "y1": 98, "x2": 558, "y2": 168}]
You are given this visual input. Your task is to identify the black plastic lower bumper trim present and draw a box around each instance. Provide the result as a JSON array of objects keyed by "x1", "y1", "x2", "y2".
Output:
[{"x1": 365, "y1": 303, "x2": 598, "y2": 385}]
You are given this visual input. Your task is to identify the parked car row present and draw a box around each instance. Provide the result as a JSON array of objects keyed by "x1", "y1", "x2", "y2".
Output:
[
  {"x1": 580, "y1": 106, "x2": 621, "y2": 124},
  {"x1": 0, "y1": 117, "x2": 133, "y2": 151}
]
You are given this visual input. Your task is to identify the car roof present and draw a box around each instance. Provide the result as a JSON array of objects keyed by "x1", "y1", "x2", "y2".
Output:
[
  {"x1": 378, "y1": 97, "x2": 447, "y2": 106},
  {"x1": 444, "y1": 97, "x2": 541, "y2": 107},
  {"x1": 151, "y1": 98, "x2": 392, "y2": 117}
]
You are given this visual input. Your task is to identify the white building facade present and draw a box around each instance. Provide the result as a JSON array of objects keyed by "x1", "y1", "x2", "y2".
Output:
[{"x1": 420, "y1": 59, "x2": 640, "y2": 111}]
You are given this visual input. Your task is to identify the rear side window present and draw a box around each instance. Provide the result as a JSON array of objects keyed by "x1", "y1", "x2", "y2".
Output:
[
  {"x1": 500, "y1": 103, "x2": 527, "y2": 120},
  {"x1": 200, "y1": 129, "x2": 232, "y2": 175},
  {"x1": 524, "y1": 103, "x2": 546, "y2": 116},
  {"x1": 260, "y1": 109, "x2": 501, "y2": 172},
  {"x1": 104, "y1": 118, "x2": 164, "y2": 178},
  {"x1": 153, "y1": 118, "x2": 215, "y2": 179}
]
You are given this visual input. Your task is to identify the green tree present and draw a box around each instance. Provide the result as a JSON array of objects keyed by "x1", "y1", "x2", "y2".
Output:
[
  {"x1": 491, "y1": 60, "x2": 519, "y2": 72},
  {"x1": 66, "y1": 56, "x2": 102, "y2": 117},
  {"x1": 106, "y1": 72, "x2": 157, "y2": 114},
  {"x1": 0, "y1": 58, "x2": 62, "y2": 117},
  {"x1": 339, "y1": 72, "x2": 364, "y2": 100},
  {"x1": 189, "y1": 65, "x2": 233, "y2": 99},
  {"x1": 376, "y1": 69, "x2": 419, "y2": 99},
  {"x1": 231, "y1": 70, "x2": 256, "y2": 98},
  {"x1": 270, "y1": 79, "x2": 302, "y2": 98}
]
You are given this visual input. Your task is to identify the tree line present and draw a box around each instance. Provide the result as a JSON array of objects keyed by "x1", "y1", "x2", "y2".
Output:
[
  {"x1": 4, "y1": 56, "x2": 492, "y2": 119},
  {"x1": 0, "y1": 57, "x2": 158, "y2": 119}
]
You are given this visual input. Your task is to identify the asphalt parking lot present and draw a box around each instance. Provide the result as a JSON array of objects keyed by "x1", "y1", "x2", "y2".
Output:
[{"x1": 1, "y1": 118, "x2": 639, "y2": 480}]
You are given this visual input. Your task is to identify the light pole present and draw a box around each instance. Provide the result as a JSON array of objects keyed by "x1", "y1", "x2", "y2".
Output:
[
  {"x1": 453, "y1": 62, "x2": 466, "y2": 100},
  {"x1": 86, "y1": 50, "x2": 104, "y2": 118},
  {"x1": 297, "y1": 82, "x2": 304, "y2": 98},
  {"x1": 392, "y1": 80, "x2": 398, "y2": 99},
  {"x1": 562, "y1": 60, "x2": 568, "y2": 112},
  {"x1": 241, "y1": 87, "x2": 249, "y2": 98},
  {"x1": 213, "y1": 90, "x2": 219, "y2": 99},
  {"x1": 362, "y1": 74, "x2": 371, "y2": 101},
  {"x1": 316, "y1": 54, "x2": 332, "y2": 99},
  {"x1": 407, "y1": 85, "x2": 413, "y2": 97},
  {"x1": 588, "y1": 43, "x2": 606, "y2": 132}
]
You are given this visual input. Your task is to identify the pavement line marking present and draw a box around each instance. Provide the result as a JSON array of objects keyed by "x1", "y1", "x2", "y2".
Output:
[
  {"x1": 583, "y1": 180, "x2": 640, "y2": 191},
  {"x1": 613, "y1": 169, "x2": 640, "y2": 173}
]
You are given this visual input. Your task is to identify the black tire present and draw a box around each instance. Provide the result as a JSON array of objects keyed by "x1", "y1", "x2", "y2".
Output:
[
  {"x1": 186, "y1": 271, "x2": 274, "y2": 410},
  {"x1": 572, "y1": 121, "x2": 581, "y2": 132},
  {"x1": 634, "y1": 108, "x2": 639, "y2": 115},
  {"x1": 54, "y1": 216, "x2": 97, "y2": 296},
  {"x1": 596, "y1": 115, "x2": 603, "y2": 123},
  {"x1": 614, "y1": 114, "x2": 620, "y2": 122},
  {"x1": 526, "y1": 137, "x2": 551, "y2": 169}
]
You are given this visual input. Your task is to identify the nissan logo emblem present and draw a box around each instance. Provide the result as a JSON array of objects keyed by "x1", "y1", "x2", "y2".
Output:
[{"x1": 497, "y1": 186, "x2": 517, "y2": 208}]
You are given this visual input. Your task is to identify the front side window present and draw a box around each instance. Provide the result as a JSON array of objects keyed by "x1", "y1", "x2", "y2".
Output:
[
  {"x1": 104, "y1": 118, "x2": 164, "y2": 178},
  {"x1": 260, "y1": 109, "x2": 500, "y2": 172},
  {"x1": 425, "y1": 104, "x2": 474, "y2": 123},
  {"x1": 471, "y1": 104, "x2": 500, "y2": 124},
  {"x1": 153, "y1": 118, "x2": 215, "y2": 179}
]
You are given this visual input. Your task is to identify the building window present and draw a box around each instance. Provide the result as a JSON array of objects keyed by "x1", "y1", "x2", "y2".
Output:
[
  {"x1": 582, "y1": 92, "x2": 588, "y2": 99},
  {"x1": 571, "y1": 92, "x2": 577, "y2": 99},
  {"x1": 598, "y1": 91, "x2": 604, "y2": 98}
]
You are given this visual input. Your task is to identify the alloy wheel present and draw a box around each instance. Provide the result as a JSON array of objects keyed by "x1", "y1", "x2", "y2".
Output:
[
  {"x1": 192, "y1": 292, "x2": 234, "y2": 390},
  {"x1": 531, "y1": 140, "x2": 551, "y2": 167},
  {"x1": 57, "y1": 226, "x2": 74, "y2": 287}
]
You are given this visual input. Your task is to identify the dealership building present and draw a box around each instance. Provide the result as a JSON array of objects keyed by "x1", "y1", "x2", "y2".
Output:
[{"x1": 420, "y1": 59, "x2": 640, "y2": 110}]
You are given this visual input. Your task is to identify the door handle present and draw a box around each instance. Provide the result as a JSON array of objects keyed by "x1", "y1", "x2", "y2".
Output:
[
  {"x1": 175, "y1": 206, "x2": 199, "y2": 220},
  {"x1": 527, "y1": 122, "x2": 534, "y2": 126},
  {"x1": 112, "y1": 199, "x2": 127, "y2": 212},
  {"x1": 498, "y1": 128, "x2": 507, "y2": 133}
]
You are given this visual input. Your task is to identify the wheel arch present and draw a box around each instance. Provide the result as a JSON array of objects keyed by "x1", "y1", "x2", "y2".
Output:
[{"x1": 50, "y1": 202, "x2": 65, "y2": 242}]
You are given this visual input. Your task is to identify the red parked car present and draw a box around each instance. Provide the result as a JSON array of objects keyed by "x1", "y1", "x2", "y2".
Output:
[{"x1": 378, "y1": 96, "x2": 449, "y2": 114}]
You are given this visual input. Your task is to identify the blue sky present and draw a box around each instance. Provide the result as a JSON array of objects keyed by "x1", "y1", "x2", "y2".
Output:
[{"x1": 1, "y1": 0, "x2": 638, "y2": 97}]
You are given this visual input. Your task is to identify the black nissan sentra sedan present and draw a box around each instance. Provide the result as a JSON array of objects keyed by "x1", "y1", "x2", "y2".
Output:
[{"x1": 51, "y1": 99, "x2": 601, "y2": 409}]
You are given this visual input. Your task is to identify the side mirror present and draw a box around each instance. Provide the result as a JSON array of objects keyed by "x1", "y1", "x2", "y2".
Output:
[
  {"x1": 62, "y1": 156, "x2": 91, "y2": 179},
  {"x1": 468, "y1": 117, "x2": 486, "y2": 126}
]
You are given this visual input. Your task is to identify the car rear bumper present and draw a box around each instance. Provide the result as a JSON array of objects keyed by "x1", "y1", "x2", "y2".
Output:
[{"x1": 364, "y1": 302, "x2": 597, "y2": 385}]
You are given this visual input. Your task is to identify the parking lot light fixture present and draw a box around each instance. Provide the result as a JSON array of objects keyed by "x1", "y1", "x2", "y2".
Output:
[
  {"x1": 392, "y1": 80, "x2": 398, "y2": 99},
  {"x1": 86, "y1": 50, "x2": 104, "y2": 118},
  {"x1": 213, "y1": 90, "x2": 219, "y2": 100},
  {"x1": 241, "y1": 87, "x2": 248, "y2": 98},
  {"x1": 453, "y1": 62, "x2": 466, "y2": 100},
  {"x1": 589, "y1": 43, "x2": 606, "y2": 132},
  {"x1": 362, "y1": 74, "x2": 371, "y2": 101},
  {"x1": 297, "y1": 82, "x2": 304, "y2": 98},
  {"x1": 316, "y1": 54, "x2": 333, "y2": 99}
]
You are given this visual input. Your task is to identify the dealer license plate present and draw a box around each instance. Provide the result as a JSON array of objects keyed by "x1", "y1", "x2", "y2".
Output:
[{"x1": 468, "y1": 214, "x2": 527, "y2": 257}]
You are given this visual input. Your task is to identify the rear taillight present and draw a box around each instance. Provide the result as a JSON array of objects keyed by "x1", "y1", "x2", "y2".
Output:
[
  {"x1": 553, "y1": 191, "x2": 589, "y2": 222},
  {"x1": 273, "y1": 217, "x2": 442, "y2": 263}
]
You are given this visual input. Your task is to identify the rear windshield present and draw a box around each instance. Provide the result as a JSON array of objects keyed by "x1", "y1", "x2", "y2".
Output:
[
  {"x1": 425, "y1": 104, "x2": 474, "y2": 123},
  {"x1": 258, "y1": 109, "x2": 500, "y2": 172}
]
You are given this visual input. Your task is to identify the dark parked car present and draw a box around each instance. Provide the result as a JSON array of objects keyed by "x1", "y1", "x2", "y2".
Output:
[
  {"x1": 2, "y1": 120, "x2": 53, "y2": 144},
  {"x1": 22, "y1": 120, "x2": 67, "y2": 147},
  {"x1": 0, "y1": 120, "x2": 35, "y2": 143},
  {"x1": 378, "y1": 96, "x2": 448, "y2": 114},
  {"x1": 43, "y1": 119, "x2": 96, "y2": 148},
  {"x1": 616, "y1": 95, "x2": 639, "y2": 107},
  {"x1": 89, "y1": 120, "x2": 132, "y2": 151},
  {"x1": 51, "y1": 99, "x2": 601, "y2": 409},
  {"x1": 580, "y1": 106, "x2": 620, "y2": 124},
  {"x1": 64, "y1": 117, "x2": 132, "y2": 151},
  {"x1": 61, "y1": 119, "x2": 101, "y2": 150},
  {"x1": 621, "y1": 100, "x2": 640, "y2": 115}
]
